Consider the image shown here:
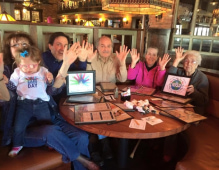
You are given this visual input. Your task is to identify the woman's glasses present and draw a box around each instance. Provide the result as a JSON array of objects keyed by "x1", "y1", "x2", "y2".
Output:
[
  {"x1": 19, "y1": 64, "x2": 39, "y2": 70},
  {"x1": 11, "y1": 43, "x2": 29, "y2": 48},
  {"x1": 184, "y1": 59, "x2": 197, "y2": 65}
]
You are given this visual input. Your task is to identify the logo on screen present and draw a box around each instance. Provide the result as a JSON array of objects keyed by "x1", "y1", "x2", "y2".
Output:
[
  {"x1": 170, "y1": 79, "x2": 182, "y2": 90},
  {"x1": 70, "y1": 73, "x2": 91, "y2": 86}
]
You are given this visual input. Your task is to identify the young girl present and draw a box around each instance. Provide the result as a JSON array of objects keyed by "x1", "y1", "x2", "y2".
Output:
[{"x1": 7, "y1": 46, "x2": 54, "y2": 157}]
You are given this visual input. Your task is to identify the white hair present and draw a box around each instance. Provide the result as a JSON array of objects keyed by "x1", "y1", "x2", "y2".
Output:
[{"x1": 184, "y1": 50, "x2": 202, "y2": 65}]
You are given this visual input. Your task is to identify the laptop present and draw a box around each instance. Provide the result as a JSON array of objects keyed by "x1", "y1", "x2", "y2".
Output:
[
  {"x1": 66, "y1": 70, "x2": 101, "y2": 103},
  {"x1": 153, "y1": 74, "x2": 192, "y2": 104}
]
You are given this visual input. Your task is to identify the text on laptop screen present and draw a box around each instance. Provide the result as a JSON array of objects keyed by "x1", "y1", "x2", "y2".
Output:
[
  {"x1": 162, "y1": 74, "x2": 191, "y2": 97},
  {"x1": 66, "y1": 70, "x2": 96, "y2": 96}
]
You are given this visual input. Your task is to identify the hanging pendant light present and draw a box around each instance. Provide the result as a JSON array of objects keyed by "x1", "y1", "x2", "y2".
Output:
[
  {"x1": 83, "y1": 20, "x2": 94, "y2": 26},
  {"x1": 83, "y1": 0, "x2": 94, "y2": 27},
  {"x1": 210, "y1": 0, "x2": 218, "y2": 6},
  {"x1": 102, "y1": 0, "x2": 173, "y2": 15},
  {"x1": 0, "y1": 0, "x2": 16, "y2": 21},
  {"x1": 0, "y1": 10, "x2": 16, "y2": 21}
]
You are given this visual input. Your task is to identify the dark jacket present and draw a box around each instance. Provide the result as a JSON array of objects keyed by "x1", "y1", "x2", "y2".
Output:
[{"x1": 168, "y1": 66, "x2": 209, "y2": 115}]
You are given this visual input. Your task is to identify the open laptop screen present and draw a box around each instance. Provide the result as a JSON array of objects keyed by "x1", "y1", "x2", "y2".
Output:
[
  {"x1": 66, "y1": 70, "x2": 96, "y2": 96},
  {"x1": 161, "y1": 74, "x2": 191, "y2": 97}
]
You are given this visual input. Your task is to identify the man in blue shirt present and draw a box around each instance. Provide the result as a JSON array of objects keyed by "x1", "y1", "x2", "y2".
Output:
[
  {"x1": 42, "y1": 32, "x2": 87, "y2": 103},
  {"x1": 42, "y1": 32, "x2": 86, "y2": 78}
]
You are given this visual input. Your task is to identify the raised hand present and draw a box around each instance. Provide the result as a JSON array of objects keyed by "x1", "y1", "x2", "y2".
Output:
[
  {"x1": 87, "y1": 43, "x2": 97, "y2": 62},
  {"x1": 159, "y1": 53, "x2": 171, "y2": 71},
  {"x1": 63, "y1": 41, "x2": 80, "y2": 65},
  {"x1": 78, "y1": 40, "x2": 89, "y2": 62},
  {"x1": 116, "y1": 45, "x2": 130, "y2": 65},
  {"x1": 130, "y1": 48, "x2": 140, "y2": 68},
  {"x1": 175, "y1": 47, "x2": 184, "y2": 62},
  {"x1": 173, "y1": 47, "x2": 184, "y2": 67},
  {"x1": 46, "y1": 72, "x2": 54, "y2": 84}
]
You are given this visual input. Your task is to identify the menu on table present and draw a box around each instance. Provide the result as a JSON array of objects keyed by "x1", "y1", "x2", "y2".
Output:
[
  {"x1": 73, "y1": 102, "x2": 132, "y2": 125},
  {"x1": 123, "y1": 86, "x2": 156, "y2": 96},
  {"x1": 153, "y1": 91, "x2": 192, "y2": 104},
  {"x1": 161, "y1": 108, "x2": 207, "y2": 123},
  {"x1": 150, "y1": 99, "x2": 194, "y2": 108}
]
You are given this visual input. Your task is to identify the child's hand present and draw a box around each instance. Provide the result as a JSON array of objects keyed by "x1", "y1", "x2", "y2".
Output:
[{"x1": 46, "y1": 72, "x2": 53, "y2": 83}]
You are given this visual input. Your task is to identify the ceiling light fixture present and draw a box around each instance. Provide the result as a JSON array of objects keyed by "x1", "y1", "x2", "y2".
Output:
[
  {"x1": 83, "y1": 20, "x2": 94, "y2": 26},
  {"x1": 0, "y1": 10, "x2": 16, "y2": 21},
  {"x1": 102, "y1": 0, "x2": 173, "y2": 15},
  {"x1": 210, "y1": 0, "x2": 218, "y2": 5},
  {"x1": 0, "y1": 0, "x2": 16, "y2": 21}
]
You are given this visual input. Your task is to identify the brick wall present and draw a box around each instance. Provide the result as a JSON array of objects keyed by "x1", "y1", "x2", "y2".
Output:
[
  {"x1": 41, "y1": 0, "x2": 59, "y2": 23},
  {"x1": 149, "y1": 12, "x2": 173, "y2": 29}
]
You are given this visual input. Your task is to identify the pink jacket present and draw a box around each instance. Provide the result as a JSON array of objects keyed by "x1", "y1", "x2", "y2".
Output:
[{"x1": 127, "y1": 61, "x2": 166, "y2": 88}]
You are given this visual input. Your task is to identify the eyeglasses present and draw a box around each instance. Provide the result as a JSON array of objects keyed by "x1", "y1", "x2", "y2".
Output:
[
  {"x1": 184, "y1": 59, "x2": 197, "y2": 65},
  {"x1": 19, "y1": 64, "x2": 39, "y2": 70},
  {"x1": 11, "y1": 43, "x2": 29, "y2": 48}
]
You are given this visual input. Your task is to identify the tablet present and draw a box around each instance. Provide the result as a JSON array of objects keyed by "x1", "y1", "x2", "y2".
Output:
[
  {"x1": 162, "y1": 74, "x2": 191, "y2": 97},
  {"x1": 66, "y1": 70, "x2": 96, "y2": 96}
]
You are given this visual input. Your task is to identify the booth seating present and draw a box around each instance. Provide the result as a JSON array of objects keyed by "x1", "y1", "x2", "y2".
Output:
[
  {"x1": 0, "y1": 139, "x2": 71, "y2": 170},
  {"x1": 176, "y1": 73, "x2": 219, "y2": 170}
]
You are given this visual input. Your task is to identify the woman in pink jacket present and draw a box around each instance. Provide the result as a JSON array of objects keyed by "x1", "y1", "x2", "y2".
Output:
[{"x1": 127, "y1": 47, "x2": 171, "y2": 88}]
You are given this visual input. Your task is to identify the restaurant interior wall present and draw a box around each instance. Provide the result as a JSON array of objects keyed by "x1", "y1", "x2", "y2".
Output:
[
  {"x1": 169, "y1": 0, "x2": 219, "y2": 73},
  {"x1": 7, "y1": 0, "x2": 58, "y2": 23}
]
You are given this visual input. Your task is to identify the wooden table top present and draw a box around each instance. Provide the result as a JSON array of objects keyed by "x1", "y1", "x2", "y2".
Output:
[{"x1": 59, "y1": 87, "x2": 190, "y2": 139}]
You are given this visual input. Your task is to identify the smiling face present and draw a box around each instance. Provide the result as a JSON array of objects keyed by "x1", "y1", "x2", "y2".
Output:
[
  {"x1": 97, "y1": 36, "x2": 113, "y2": 59},
  {"x1": 183, "y1": 54, "x2": 198, "y2": 76},
  {"x1": 49, "y1": 36, "x2": 68, "y2": 61},
  {"x1": 145, "y1": 48, "x2": 158, "y2": 67}
]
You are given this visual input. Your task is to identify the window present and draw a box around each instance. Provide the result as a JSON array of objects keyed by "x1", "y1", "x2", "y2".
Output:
[{"x1": 14, "y1": 8, "x2": 42, "y2": 22}]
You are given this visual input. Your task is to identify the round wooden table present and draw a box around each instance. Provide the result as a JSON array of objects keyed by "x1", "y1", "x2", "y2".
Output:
[{"x1": 59, "y1": 92, "x2": 190, "y2": 168}]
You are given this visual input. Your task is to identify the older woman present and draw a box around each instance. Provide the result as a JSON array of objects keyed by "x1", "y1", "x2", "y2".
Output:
[
  {"x1": 168, "y1": 47, "x2": 209, "y2": 115},
  {"x1": 127, "y1": 47, "x2": 170, "y2": 88}
]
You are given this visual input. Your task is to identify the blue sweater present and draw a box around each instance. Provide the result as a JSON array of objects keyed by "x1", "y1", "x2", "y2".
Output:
[{"x1": 42, "y1": 50, "x2": 87, "y2": 78}]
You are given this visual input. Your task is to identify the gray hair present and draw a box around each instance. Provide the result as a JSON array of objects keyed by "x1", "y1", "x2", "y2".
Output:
[
  {"x1": 184, "y1": 50, "x2": 202, "y2": 65},
  {"x1": 95, "y1": 36, "x2": 113, "y2": 49}
]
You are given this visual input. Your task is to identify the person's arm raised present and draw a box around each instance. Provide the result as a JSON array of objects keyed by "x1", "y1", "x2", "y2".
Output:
[
  {"x1": 173, "y1": 47, "x2": 184, "y2": 67},
  {"x1": 116, "y1": 45, "x2": 130, "y2": 66},
  {"x1": 86, "y1": 43, "x2": 97, "y2": 63},
  {"x1": 53, "y1": 42, "x2": 80, "y2": 88},
  {"x1": 159, "y1": 53, "x2": 171, "y2": 71},
  {"x1": 77, "y1": 40, "x2": 89, "y2": 62},
  {"x1": 130, "y1": 48, "x2": 140, "y2": 68}
]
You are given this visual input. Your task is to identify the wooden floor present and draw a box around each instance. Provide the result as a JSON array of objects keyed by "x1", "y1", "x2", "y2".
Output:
[{"x1": 98, "y1": 137, "x2": 188, "y2": 170}]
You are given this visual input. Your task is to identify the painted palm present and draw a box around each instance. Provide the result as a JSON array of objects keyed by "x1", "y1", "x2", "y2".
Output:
[{"x1": 70, "y1": 73, "x2": 90, "y2": 86}]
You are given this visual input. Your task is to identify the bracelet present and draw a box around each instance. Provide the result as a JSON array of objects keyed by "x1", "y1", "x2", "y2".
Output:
[
  {"x1": 0, "y1": 76, "x2": 4, "y2": 81},
  {"x1": 87, "y1": 61, "x2": 91, "y2": 64}
]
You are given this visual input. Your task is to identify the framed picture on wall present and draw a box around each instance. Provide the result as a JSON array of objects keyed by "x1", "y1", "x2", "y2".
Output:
[
  {"x1": 32, "y1": 11, "x2": 39, "y2": 22},
  {"x1": 22, "y1": 10, "x2": 30, "y2": 21}
]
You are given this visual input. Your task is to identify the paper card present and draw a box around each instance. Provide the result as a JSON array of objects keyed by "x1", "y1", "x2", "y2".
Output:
[
  {"x1": 141, "y1": 116, "x2": 163, "y2": 125},
  {"x1": 129, "y1": 119, "x2": 146, "y2": 130}
]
